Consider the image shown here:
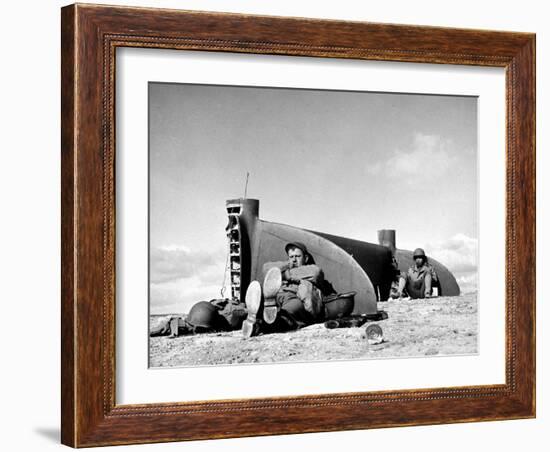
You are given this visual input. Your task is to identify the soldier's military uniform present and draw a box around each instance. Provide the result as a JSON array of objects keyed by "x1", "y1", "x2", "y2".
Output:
[
  {"x1": 400, "y1": 263, "x2": 438, "y2": 299},
  {"x1": 262, "y1": 262, "x2": 335, "y2": 332},
  {"x1": 398, "y1": 248, "x2": 438, "y2": 299}
]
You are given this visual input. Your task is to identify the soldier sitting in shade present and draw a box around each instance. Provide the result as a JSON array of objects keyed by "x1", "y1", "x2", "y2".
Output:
[
  {"x1": 150, "y1": 242, "x2": 354, "y2": 339},
  {"x1": 396, "y1": 248, "x2": 438, "y2": 299},
  {"x1": 242, "y1": 242, "x2": 337, "y2": 338}
]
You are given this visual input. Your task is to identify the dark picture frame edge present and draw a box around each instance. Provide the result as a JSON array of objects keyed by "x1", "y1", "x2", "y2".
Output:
[{"x1": 61, "y1": 3, "x2": 535, "y2": 447}]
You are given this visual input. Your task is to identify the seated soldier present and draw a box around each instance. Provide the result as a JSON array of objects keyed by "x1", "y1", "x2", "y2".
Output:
[
  {"x1": 242, "y1": 242, "x2": 336, "y2": 338},
  {"x1": 396, "y1": 248, "x2": 438, "y2": 299},
  {"x1": 150, "y1": 242, "x2": 343, "y2": 339}
]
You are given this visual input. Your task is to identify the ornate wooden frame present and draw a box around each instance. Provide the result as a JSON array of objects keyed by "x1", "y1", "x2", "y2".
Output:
[{"x1": 61, "y1": 3, "x2": 535, "y2": 447}]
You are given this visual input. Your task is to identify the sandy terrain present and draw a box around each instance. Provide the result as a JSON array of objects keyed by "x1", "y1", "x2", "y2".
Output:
[{"x1": 149, "y1": 292, "x2": 477, "y2": 367}]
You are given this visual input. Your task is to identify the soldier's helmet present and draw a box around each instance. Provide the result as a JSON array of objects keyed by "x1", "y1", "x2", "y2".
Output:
[
  {"x1": 413, "y1": 248, "x2": 427, "y2": 260},
  {"x1": 186, "y1": 301, "x2": 221, "y2": 329}
]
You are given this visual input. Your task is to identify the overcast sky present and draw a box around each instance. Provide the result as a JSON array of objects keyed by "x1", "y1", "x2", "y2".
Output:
[{"x1": 149, "y1": 83, "x2": 478, "y2": 314}]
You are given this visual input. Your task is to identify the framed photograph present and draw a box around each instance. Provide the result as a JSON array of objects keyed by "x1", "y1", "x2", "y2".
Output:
[{"x1": 61, "y1": 3, "x2": 535, "y2": 447}]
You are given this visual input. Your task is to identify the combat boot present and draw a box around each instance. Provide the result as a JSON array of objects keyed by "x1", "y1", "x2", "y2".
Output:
[
  {"x1": 242, "y1": 281, "x2": 262, "y2": 338},
  {"x1": 262, "y1": 267, "x2": 282, "y2": 324}
]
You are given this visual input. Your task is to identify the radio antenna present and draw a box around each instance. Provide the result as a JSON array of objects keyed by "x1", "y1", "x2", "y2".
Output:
[{"x1": 243, "y1": 172, "x2": 250, "y2": 198}]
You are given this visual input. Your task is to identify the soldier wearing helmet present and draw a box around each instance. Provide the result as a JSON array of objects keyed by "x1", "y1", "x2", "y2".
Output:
[
  {"x1": 149, "y1": 300, "x2": 244, "y2": 338},
  {"x1": 396, "y1": 248, "x2": 438, "y2": 299},
  {"x1": 242, "y1": 242, "x2": 336, "y2": 338}
]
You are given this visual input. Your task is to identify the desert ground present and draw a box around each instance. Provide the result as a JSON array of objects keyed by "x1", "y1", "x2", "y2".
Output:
[{"x1": 149, "y1": 292, "x2": 477, "y2": 367}]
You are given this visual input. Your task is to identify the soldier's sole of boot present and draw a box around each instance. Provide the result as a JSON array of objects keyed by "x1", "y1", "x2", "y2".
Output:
[
  {"x1": 262, "y1": 267, "x2": 282, "y2": 324},
  {"x1": 243, "y1": 281, "x2": 262, "y2": 338},
  {"x1": 263, "y1": 305, "x2": 278, "y2": 324},
  {"x1": 263, "y1": 267, "x2": 282, "y2": 298}
]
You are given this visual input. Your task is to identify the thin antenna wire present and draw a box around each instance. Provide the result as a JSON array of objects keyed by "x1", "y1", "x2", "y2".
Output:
[
  {"x1": 220, "y1": 250, "x2": 230, "y2": 298},
  {"x1": 243, "y1": 172, "x2": 250, "y2": 198}
]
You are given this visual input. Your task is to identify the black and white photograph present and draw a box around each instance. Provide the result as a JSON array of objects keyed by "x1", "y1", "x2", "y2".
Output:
[
  {"x1": 148, "y1": 82, "x2": 478, "y2": 367},
  {"x1": 2, "y1": 0, "x2": 544, "y2": 451}
]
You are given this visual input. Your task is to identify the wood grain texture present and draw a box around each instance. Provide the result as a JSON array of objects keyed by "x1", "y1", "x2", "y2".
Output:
[
  {"x1": 60, "y1": 3, "x2": 536, "y2": 447},
  {"x1": 60, "y1": 5, "x2": 76, "y2": 447}
]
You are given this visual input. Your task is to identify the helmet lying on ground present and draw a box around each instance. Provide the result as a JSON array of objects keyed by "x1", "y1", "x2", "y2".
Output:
[
  {"x1": 187, "y1": 301, "x2": 228, "y2": 331},
  {"x1": 323, "y1": 292, "x2": 356, "y2": 320}
]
